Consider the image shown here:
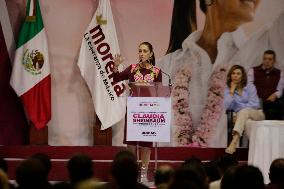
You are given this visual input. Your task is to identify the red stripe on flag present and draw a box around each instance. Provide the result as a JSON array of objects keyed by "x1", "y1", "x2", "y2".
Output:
[{"x1": 21, "y1": 75, "x2": 51, "y2": 129}]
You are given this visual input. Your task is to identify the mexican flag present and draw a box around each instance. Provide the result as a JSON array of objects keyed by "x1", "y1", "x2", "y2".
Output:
[{"x1": 10, "y1": 0, "x2": 51, "y2": 129}]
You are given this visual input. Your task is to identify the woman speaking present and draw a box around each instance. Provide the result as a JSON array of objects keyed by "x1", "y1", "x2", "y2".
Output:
[{"x1": 113, "y1": 42, "x2": 162, "y2": 182}]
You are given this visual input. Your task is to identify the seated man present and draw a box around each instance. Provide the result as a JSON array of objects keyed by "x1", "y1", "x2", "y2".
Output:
[{"x1": 248, "y1": 50, "x2": 284, "y2": 120}]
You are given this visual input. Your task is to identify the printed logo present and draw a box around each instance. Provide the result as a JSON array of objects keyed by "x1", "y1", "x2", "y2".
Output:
[
  {"x1": 139, "y1": 102, "x2": 159, "y2": 107},
  {"x1": 96, "y1": 14, "x2": 107, "y2": 25},
  {"x1": 142, "y1": 131, "x2": 157, "y2": 136},
  {"x1": 22, "y1": 49, "x2": 45, "y2": 75}
]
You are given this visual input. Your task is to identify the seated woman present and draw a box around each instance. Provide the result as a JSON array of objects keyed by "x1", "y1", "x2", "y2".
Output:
[
  {"x1": 224, "y1": 65, "x2": 265, "y2": 154},
  {"x1": 113, "y1": 41, "x2": 162, "y2": 182}
]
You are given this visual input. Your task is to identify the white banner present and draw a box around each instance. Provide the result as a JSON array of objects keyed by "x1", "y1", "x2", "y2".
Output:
[
  {"x1": 126, "y1": 97, "x2": 171, "y2": 142},
  {"x1": 77, "y1": 0, "x2": 126, "y2": 130}
]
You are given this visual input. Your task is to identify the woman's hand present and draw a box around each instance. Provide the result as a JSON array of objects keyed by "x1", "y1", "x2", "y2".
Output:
[
  {"x1": 230, "y1": 82, "x2": 237, "y2": 96},
  {"x1": 113, "y1": 54, "x2": 124, "y2": 73},
  {"x1": 114, "y1": 54, "x2": 123, "y2": 67}
]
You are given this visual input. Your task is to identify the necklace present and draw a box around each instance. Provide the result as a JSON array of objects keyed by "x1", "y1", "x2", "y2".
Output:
[{"x1": 172, "y1": 63, "x2": 228, "y2": 146}]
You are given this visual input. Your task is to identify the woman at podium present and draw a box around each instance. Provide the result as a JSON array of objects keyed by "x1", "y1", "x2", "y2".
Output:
[{"x1": 113, "y1": 42, "x2": 162, "y2": 182}]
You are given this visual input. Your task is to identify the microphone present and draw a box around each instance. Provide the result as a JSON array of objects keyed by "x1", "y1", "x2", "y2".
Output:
[{"x1": 160, "y1": 69, "x2": 172, "y2": 88}]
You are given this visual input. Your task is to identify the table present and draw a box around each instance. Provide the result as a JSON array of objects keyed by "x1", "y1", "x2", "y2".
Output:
[{"x1": 247, "y1": 120, "x2": 284, "y2": 184}]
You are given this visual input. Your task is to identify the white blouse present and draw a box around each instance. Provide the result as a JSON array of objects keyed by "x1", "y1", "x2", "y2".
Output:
[{"x1": 157, "y1": 11, "x2": 284, "y2": 147}]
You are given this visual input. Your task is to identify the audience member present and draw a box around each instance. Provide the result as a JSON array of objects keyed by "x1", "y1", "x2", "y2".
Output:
[
  {"x1": 180, "y1": 157, "x2": 209, "y2": 189},
  {"x1": 154, "y1": 165, "x2": 174, "y2": 189},
  {"x1": 234, "y1": 165, "x2": 265, "y2": 189},
  {"x1": 53, "y1": 182, "x2": 72, "y2": 189},
  {"x1": 16, "y1": 158, "x2": 49, "y2": 189},
  {"x1": 97, "y1": 150, "x2": 149, "y2": 189},
  {"x1": 31, "y1": 153, "x2": 53, "y2": 189},
  {"x1": 248, "y1": 50, "x2": 284, "y2": 120},
  {"x1": 67, "y1": 153, "x2": 97, "y2": 189},
  {"x1": 204, "y1": 160, "x2": 221, "y2": 183},
  {"x1": 169, "y1": 167, "x2": 204, "y2": 189},
  {"x1": 220, "y1": 166, "x2": 239, "y2": 189},
  {"x1": 217, "y1": 154, "x2": 239, "y2": 175},
  {"x1": 224, "y1": 65, "x2": 265, "y2": 154},
  {"x1": 210, "y1": 154, "x2": 238, "y2": 189},
  {"x1": 267, "y1": 158, "x2": 284, "y2": 189}
]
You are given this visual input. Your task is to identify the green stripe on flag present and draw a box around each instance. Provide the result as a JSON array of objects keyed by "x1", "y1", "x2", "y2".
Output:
[{"x1": 16, "y1": 0, "x2": 44, "y2": 48}]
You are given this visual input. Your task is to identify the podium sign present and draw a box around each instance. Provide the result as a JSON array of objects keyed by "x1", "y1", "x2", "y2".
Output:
[{"x1": 127, "y1": 97, "x2": 171, "y2": 142}]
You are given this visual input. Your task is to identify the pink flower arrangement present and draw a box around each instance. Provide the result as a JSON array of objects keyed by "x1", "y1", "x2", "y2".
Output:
[
  {"x1": 172, "y1": 65, "x2": 194, "y2": 146},
  {"x1": 172, "y1": 64, "x2": 228, "y2": 146},
  {"x1": 192, "y1": 65, "x2": 228, "y2": 146}
]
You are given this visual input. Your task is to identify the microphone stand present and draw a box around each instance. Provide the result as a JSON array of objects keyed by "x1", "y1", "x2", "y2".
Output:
[{"x1": 160, "y1": 70, "x2": 172, "y2": 92}]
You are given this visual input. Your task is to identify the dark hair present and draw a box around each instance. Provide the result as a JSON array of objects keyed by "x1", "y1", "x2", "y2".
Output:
[
  {"x1": 199, "y1": 0, "x2": 207, "y2": 13},
  {"x1": 264, "y1": 49, "x2": 276, "y2": 60},
  {"x1": 226, "y1": 65, "x2": 247, "y2": 89},
  {"x1": 234, "y1": 165, "x2": 265, "y2": 189},
  {"x1": 139, "y1": 41, "x2": 156, "y2": 66},
  {"x1": 169, "y1": 167, "x2": 204, "y2": 189},
  {"x1": 269, "y1": 158, "x2": 284, "y2": 184},
  {"x1": 0, "y1": 158, "x2": 8, "y2": 173},
  {"x1": 67, "y1": 154, "x2": 93, "y2": 184},
  {"x1": 31, "y1": 153, "x2": 51, "y2": 178},
  {"x1": 53, "y1": 182, "x2": 73, "y2": 189},
  {"x1": 16, "y1": 159, "x2": 46, "y2": 189},
  {"x1": 204, "y1": 160, "x2": 221, "y2": 182},
  {"x1": 217, "y1": 154, "x2": 238, "y2": 174},
  {"x1": 221, "y1": 166, "x2": 238, "y2": 189},
  {"x1": 166, "y1": 0, "x2": 196, "y2": 54},
  {"x1": 181, "y1": 157, "x2": 209, "y2": 189},
  {"x1": 111, "y1": 150, "x2": 139, "y2": 188},
  {"x1": 154, "y1": 165, "x2": 174, "y2": 186}
]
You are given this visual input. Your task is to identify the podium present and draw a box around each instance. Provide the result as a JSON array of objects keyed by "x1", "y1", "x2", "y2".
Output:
[
  {"x1": 126, "y1": 82, "x2": 171, "y2": 142},
  {"x1": 126, "y1": 82, "x2": 171, "y2": 181},
  {"x1": 128, "y1": 82, "x2": 171, "y2": 97}
]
